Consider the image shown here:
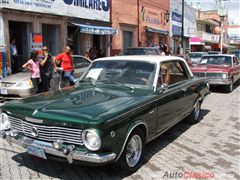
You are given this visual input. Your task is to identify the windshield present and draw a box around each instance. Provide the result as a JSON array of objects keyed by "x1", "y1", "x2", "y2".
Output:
[
  {"x1": 188, "y1": 53, "x2": 204, "y2": 58},
  {"x1": 81, "y1": 60, "x2": 156, "y2": 90},
  {"x1": 200, "y1": 56, "x2": 232, "y2": 65},
  {"x1": 122, "y1": 48, "x2": 157, "y2": 55}
]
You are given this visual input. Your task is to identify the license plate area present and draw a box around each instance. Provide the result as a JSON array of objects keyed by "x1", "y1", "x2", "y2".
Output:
[
  {"x1": 27, "y1": 146, "x2": 47, "y2": 159},
  {"x1": 0, "y1": 88, "x2": 8, "y2": 95}
]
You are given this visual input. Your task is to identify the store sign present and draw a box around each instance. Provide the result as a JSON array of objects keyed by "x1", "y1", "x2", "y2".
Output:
[
  {"x1": 140, "y1": 6, "x2": 164, "y2": 26},
  {"x1": 31, "y1": 33, "x2": 43, "y2": 52},
  {"x1": 172, "y1": 12, "x2": 182, "y2": 23},
  {"x1": 172, "y1": 25, "x2": 182, "y2": 36},
  {"x1": 0, "y1": 0, "x2": 110, "y2": 22},
  {"x1": 170, "y1": 0, "x2": 182, "y2": 37}
]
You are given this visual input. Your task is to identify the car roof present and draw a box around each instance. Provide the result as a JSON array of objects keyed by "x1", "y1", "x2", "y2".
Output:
[
  {"x1": 94, "y1": 55, "x2": 186, "y2": 64},
  {"x1": 202, "y1": 54, "x2": 235, "y2": 57},
  {"x1": 125, "y1": 47, "x2": 158, "y2": 49},
  {"x1": 189, "y1": 52, "x2": 207, "y2": 54}
]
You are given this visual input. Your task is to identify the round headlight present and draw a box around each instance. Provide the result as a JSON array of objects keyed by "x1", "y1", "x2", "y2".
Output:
[
  {"x1": 82, "y1": 129, "x2": 101, "y2": 151},
  {"x1": 0, "y1": 113, "x2": 11, "y2": 131}
]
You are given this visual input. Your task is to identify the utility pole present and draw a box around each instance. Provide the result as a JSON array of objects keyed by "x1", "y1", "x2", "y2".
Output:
[
  {"x1": 181, "y1": 0, "x2": 184, "y2": 54},
  {"x1": 217, "y1": 0, "x2": 229, "y2": 53}
]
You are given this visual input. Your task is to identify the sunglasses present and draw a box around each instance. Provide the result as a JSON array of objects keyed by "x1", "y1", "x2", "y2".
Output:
[{"x1": 42, "y1": 49, "x2": 48, "y2": 51}]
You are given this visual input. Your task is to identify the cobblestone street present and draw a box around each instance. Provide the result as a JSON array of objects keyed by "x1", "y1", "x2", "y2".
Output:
[{"x1": 0, "y1": 86, "x2": 240, "y2": 180}]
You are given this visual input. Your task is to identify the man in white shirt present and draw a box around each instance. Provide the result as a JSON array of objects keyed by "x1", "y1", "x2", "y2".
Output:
[{"x1": 10, "y1": 38, "x2": 18, "y2": 74}]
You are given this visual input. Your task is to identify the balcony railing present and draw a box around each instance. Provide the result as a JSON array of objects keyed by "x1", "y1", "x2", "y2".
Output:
[{"x1": 197, "y1": 31, "x2": 220, "y2": 43}]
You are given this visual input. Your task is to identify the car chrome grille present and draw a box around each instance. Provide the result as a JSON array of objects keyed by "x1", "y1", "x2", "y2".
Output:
[
  {"x1": 206, "y1": 73, "x2": 223, "y2": 78},
  {"x1": 9, "y1": 116, "x2": 83, "y2": 145},
  {"x1": 0, "y1": 82, "x2": 16, "y2": 87},
  {"x1": 193, "y1": 72, "x2": 206, "y2": 77}
]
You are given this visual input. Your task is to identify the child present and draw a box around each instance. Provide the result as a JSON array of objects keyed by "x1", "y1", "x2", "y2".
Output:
[{"x1": 22, "y1": 50, "x2": 40, "y2": 94}]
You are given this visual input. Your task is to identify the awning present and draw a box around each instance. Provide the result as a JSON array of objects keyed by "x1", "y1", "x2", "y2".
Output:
[
  {"x1": 146, "y1": 27, "x2": 169, "y2": 35},
  {"x1": 72, "y1": 23, "x2": 118, "y2": 35},
  {"x1": 189, "y1": 37, "x2": 205, "y2": 45}
]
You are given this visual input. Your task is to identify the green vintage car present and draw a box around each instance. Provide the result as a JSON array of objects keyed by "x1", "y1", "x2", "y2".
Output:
[{"x1": 0, "y1": 56, "x2": 209, "y2": 172}]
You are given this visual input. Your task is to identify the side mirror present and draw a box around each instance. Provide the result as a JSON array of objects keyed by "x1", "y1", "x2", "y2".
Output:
[{"x1": 159, "y1": 83, "x2": 168, "y2": 93}]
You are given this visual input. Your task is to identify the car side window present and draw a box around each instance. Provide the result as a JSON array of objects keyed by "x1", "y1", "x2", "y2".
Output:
[
  {"x1": 233, "y1": 57, "x2": 239, "y2": 65},
  {"x1": 158, "y1": 61, "x2": 189, "y2": 86},
  {"x1": 73, "y1": 57, "x2": 90, "y2": 69}
]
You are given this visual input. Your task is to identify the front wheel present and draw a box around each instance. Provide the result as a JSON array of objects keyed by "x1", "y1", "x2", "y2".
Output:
[
  {"x1": 117, "y1": 128, "x2": 145, "y2": 173},
  {"x1": 186, "y1": 100, "x2": 201, "y2": 124},
  {"x1": 225, "y1": 79, "x2": 233, "y2": 93}
]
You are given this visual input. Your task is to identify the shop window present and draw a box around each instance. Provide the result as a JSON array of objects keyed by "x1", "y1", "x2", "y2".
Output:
[{"x1": 205, "y1": 24, "x2": 212, "y2": 33}]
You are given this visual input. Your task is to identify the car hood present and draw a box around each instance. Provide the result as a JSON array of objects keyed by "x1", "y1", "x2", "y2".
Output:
[
  {"x1": 0, "y1": 72, "x2": 30, "y2": 83},
  {"x1": 191, "y1": 64, "x2": 231, "y2": 72},
  {"x1": 2, "y1": 85, "x2": 154, "y2": 126}
]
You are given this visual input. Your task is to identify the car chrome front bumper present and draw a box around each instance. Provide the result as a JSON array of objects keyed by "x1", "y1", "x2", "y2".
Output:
[
  {"x1": 1, "y1": 130, "x2": 116, "y2": 164},
  {"x1": 0, "y1": 86, "x2": 33, "y2": 99},
  {"x1": 208, "y1": 78, "x2": 231, "y2": 85}
]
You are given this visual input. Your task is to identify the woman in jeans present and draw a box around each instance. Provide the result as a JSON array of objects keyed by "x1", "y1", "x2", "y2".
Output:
[{"x1": 22, "y1": 50, "x2": 40, "y2": 94}]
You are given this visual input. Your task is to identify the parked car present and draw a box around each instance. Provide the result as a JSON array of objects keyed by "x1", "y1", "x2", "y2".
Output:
[
  {"x1": 208, "y1": 51, "x2": 221, "y2": 54},
  {"x1": 120, "y1": 47, "x2": 160, "y2": 55},
  {"x1": 191, "y1": 54, "x2": 240, "y2": 92},
  {"x1": 0, "y1": 55, "x2": 92, "y2": 100},
  {"x1": 188, "y1": 52, "x2": 208, "y2": 66},
  {"x1": 0, "y1": 56, "x2": 209, "y2": 173}
]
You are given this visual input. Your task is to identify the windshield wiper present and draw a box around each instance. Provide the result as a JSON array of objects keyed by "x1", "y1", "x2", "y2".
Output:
[{"x1": 96, "y1": 80, "x2": 135, "y2": 90}]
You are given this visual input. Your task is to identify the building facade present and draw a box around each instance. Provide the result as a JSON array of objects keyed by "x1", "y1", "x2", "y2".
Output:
[
  {"x1": 111, "y1": 0, "x2": 170, "y2": 55},
  {"x1": 182, "y1": 3, "x2": 197, "y2": 53},
  {"x1": 170, "y1": 0, "x2": 182, "y2": 54},
  {"x1": 228, "y1": 25, "x2": 240, "y2": 50},
  {"x1": 0, "y1": 0, "x2": 116, "y2": 71}
]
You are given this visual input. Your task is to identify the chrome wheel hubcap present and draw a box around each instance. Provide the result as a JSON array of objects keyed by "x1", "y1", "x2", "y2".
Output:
[
  {"x1": 194, "y1": 102, "x2": 200, "y2": 120},
  {"x1": 230, "y1": 81, "x2": 233, "y2": 92},
  {"x1": 126, "y1": 134, "x2": 142, "y2": 167}
]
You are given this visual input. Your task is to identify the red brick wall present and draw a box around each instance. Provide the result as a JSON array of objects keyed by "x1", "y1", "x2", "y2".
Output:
[{"x1": 111, "y1": 0, "x2": 170, "y2": 55}]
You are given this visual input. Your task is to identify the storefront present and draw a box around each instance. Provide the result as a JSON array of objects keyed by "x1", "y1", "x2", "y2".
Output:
[
  {"x1": 139, "y1": 5, "x2": 170, "y2": 48},
  {"x1": 189, "y1": 37, "x2": 205, "y2": 52},
  {"x1": 0, "y1": 0, "x2": 114, "y2": 72},
  {"x1": 1, "y1": 9, "x2": 65, "y2": 72},
  {"x1": 69, "y1": 20, "x2": 117, "y2": 59}
]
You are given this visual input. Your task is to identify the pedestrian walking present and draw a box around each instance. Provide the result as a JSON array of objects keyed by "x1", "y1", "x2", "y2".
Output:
[
  {"x1": 54, "y1": 45, "x2": 75, "y2": 86},
  {"x1": 22, "y1": 50, "x2": 40, "y2": 94},
  {"x1": 39, "y1": 46, "x2": 53, "y2": 92}
]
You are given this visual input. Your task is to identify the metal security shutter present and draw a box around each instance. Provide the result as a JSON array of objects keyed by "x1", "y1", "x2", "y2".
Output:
[{"x1": 123, "y1": 31, "x2": 133, "y2": 49}]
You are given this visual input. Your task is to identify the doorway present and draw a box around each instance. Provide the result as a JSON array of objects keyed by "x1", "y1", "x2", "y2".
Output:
[
  {"x1": 93, "y1": 35, "x2": 107, "y2": 57},
  {"x1": 42, "y1": 24, "x2": 60, "y2": 56},
  {"x1": 9, "y1": 21, "x2": 32, "y2": 66}
]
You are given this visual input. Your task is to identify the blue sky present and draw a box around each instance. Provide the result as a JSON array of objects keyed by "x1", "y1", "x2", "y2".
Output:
[{"x1": 185, "y1": 0, "x2": 240, "y2": 25}]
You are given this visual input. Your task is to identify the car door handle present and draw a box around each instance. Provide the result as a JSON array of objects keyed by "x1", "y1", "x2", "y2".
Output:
[
  {"x1": 181, "y1": 88, "x2": 187, "y2": 92},
  {"x1": 149, "y1": 110, "x2": 155, "y2": 114}
]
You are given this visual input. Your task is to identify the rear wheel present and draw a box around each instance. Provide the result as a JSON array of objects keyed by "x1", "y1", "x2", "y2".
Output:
[
  {"x1": 186, "y1": 100, "x2": 201, "y2": 124},
  {"x1": 117, "y1": 128, "x2": 145, "y2": 173}
]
